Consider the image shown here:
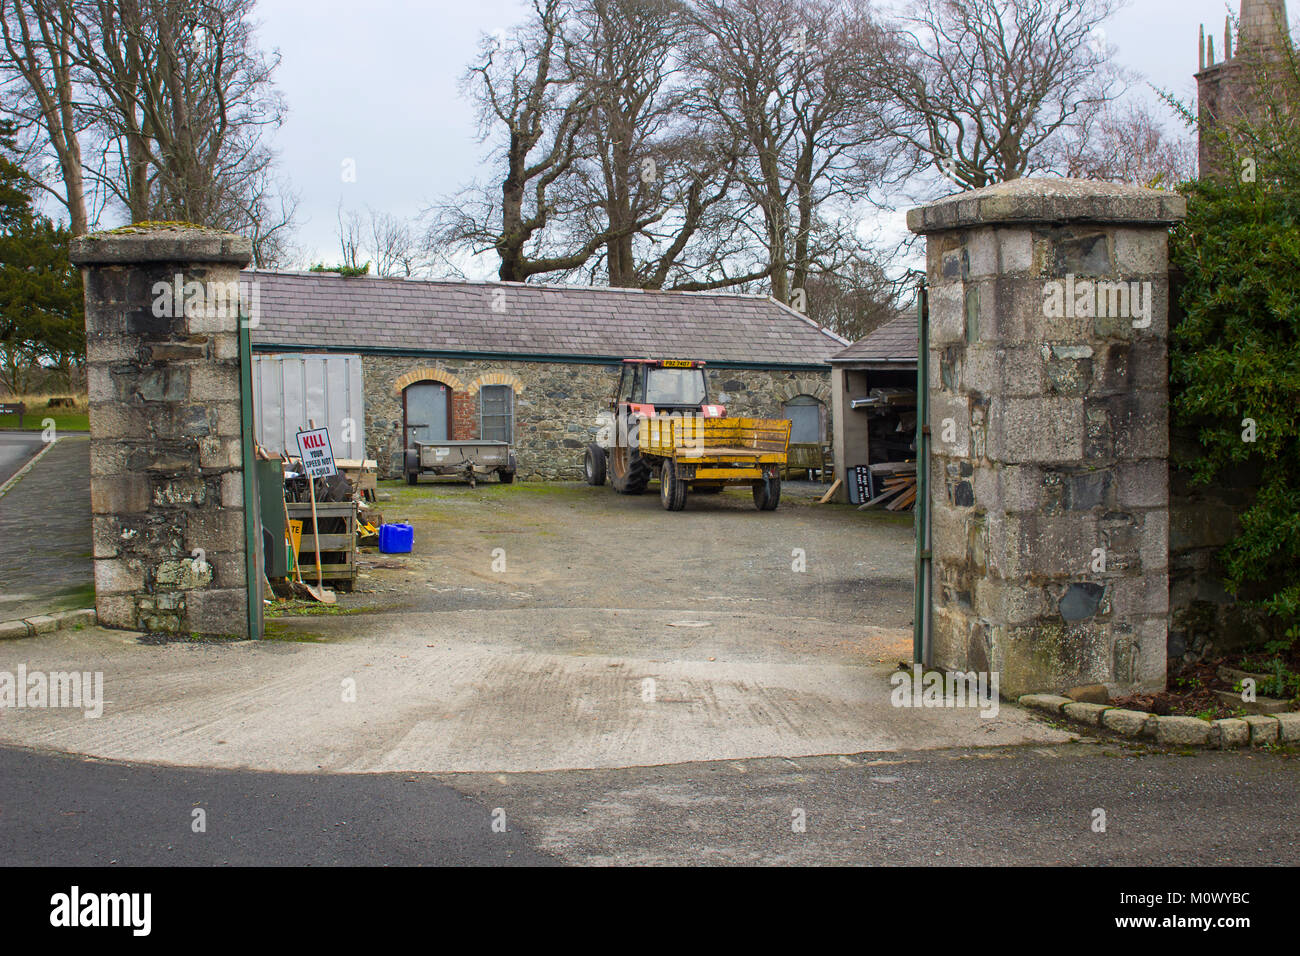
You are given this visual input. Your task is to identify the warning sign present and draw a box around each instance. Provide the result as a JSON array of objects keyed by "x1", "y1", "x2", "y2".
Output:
[{"x1": 295, "y1": 427, "x2": 337, "y2": 479}]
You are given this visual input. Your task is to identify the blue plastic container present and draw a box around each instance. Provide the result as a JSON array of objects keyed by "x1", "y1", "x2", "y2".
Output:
[{"x1": 378, "y1": 522, "x2": 414, "y2": 554}]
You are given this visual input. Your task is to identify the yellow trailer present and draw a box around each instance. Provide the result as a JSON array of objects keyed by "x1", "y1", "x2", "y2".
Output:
[{"x1": 644, "y1": 416, "x2": 792, "y2": 511}]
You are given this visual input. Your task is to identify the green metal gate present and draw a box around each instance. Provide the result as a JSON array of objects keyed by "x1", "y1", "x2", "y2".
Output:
[{"x1": 912, "y1": 279, "x2": 931, "y2": 666}]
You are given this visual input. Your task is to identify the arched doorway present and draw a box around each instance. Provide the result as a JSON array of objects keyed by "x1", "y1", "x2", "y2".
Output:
[
  {"x1": 782, "y1": 394, "x2": 825, "y2": 445},
  {"x1": 404, "y1": 381, "x2": 450, "y2": 443}
]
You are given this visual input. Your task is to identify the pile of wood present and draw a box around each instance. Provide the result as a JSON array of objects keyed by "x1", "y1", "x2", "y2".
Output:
[{"x1": 857, "y1": 462, "x2": 917, "y2": 512}]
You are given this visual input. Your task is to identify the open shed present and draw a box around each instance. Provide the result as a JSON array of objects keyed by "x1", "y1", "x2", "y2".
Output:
[{"x1": 828, "y1": 315, "x2": 919, "y2": 504}]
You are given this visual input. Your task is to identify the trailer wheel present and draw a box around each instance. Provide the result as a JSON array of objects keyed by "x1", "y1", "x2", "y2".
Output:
[
  {"x1": 498, "y1": 469, "x2": 515, "y2": 484},
  {"x1": 406, "y1": 471, "x2": 418, "y2": 486},
  {"x1": 584, "y1": 444, "x2": 606, "y2": 486},
  {"x1": 660, "y1": 459, "x2": 687, "y2": 511},
  {"x1": 610, "y1": 445, "x2": 651, "y2": 495},
  {"x1": 753, "y1": 474, "x2": 781, "y2": 511}
]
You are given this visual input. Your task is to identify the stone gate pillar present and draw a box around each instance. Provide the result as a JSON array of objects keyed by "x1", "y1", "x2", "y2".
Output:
[
  {"x1": 70, "y1": 226, "x2": 255, "y2": 639},
  {"x1": 908, "y1": 179, "x2": 1186, "y2": 697}
]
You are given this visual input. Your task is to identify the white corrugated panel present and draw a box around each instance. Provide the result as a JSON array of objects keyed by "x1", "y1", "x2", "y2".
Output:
[{"x1": 252, "y1": 353, "x2": 366, "y2": 460}]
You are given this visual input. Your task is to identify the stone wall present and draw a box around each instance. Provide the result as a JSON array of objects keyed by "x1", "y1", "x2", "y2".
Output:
[
  {"x1": 356, "y1": 354, "x2": 832, "y2": 480},
  {"x1": 71, "y1": 226, "x2": 254, "y2": 639},
  {"x1": 909, "y1": 179, "x2": 1186, "y2": 698}
]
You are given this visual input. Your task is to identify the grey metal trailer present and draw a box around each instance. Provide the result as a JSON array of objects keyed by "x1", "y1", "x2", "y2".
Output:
[{"x1": 404, "y1": 439, "x2": 517, "y2": 487}]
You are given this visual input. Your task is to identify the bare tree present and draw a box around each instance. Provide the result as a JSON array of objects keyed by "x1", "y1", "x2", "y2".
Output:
[
  {"x1": 366, "y1": 207, "x2": 419, "y2": 277},
  {"x1": 2, "y1": 0, "x2": 294, "y2": 241},
  {"x1": 432, "y1": 0, "x2": 629, "y2": 282},
  {"x1": 560, "y1": 0, "x2": 756, "y2": 290},
  {"x1": 0, "y1": 0, "x2": 89, "y2": 233},
  {"x1": 1055, "y1": 98, "x2": 1198, "y2": 187},
  {"x1": 880, "y1": 0, "x2": 1125, "y2": 191},
  {"x1": 335, "y1": 204, "x2": 365, "y2": 272},
  {"x1": 71, "y1": 0, "x2": 287, "y2": 226},
  {"x1": 683, "y1": 0, "x2": 907, "y2": 303}
]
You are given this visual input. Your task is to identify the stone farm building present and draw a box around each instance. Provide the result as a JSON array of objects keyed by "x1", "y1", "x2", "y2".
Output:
[{"x1": 247, "y1": 271, "x2": 846, "y2": 479}]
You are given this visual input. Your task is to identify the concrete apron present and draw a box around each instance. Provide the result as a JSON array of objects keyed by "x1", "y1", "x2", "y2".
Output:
[{"x1": 0, "y1": 612, "x2": 1070, "y2": 774}]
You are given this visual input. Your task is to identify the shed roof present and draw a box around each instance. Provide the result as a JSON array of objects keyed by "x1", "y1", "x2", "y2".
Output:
[
  {"x1": 828, "y1": 314, "x2": 918, "y2": 367},
  {"x1": 246, "y1": 271, "x2": 847, "y2": 368}
]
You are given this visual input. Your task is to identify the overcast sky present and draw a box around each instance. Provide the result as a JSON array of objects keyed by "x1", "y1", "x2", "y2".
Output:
[{"x1": 253, "y1": 0, "x2": 1249, "y2": 272}]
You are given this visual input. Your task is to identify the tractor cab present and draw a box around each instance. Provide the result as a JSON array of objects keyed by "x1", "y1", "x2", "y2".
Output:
[{"x1": 611, "y1": 358, "x2": 725, "y2": 419}]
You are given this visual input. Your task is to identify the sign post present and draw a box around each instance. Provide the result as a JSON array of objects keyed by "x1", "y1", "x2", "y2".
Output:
[
  {"x1": 295, "y1": 425, "x2": 337, "y2": 480},
  {"x1": 294, "y1": 423, "x2": 337, "y2": 603}
]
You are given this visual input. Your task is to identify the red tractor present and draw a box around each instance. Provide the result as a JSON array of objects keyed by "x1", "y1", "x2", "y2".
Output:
[{"x1": 584, "y1": 359, "x2": 791, "y2": 511}]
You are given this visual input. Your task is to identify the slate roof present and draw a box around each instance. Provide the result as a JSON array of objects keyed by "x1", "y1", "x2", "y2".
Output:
[
  {"x1": 246, "y1": 271, "x2": 847, "y2": 367},
  {"x1": 828, "y1": 314, "x2": 918, "y2": 366}
]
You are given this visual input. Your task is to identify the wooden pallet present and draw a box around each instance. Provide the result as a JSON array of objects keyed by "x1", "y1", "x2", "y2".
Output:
[{"x1": 285, "y1": 500, "x2": 357, "y2": 591}]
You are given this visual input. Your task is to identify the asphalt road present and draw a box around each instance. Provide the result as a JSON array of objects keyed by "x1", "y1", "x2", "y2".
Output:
[
  {"x1": 0, "y1": 432, "x2": 45, "y2": 486},
  {"x1": 2, "y1": 742, "x2": 1296, "y2": 866},
  {"x1": 0, "y1": 745, "x2": 554, "y2": 866}
]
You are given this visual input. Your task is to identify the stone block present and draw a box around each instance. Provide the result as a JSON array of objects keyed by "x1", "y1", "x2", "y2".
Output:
[
  {"x1": 997, "y1": 228, "x2": 1034, "y2": 274},
  {"x1": 94, "y1": 557, "x2": 143, "y2": 595},
  {"x1": 24, "y1": 614, "x2": 60, "y2": 634},
  {"x1": 1242, "y1": 714, "x2": 1280, "y2": 745},
  {"x1": 89, "y1": 443, "x2": 131, "y2": 478},
  {"x1": 94, "y1": 593, "x2": 137, "y2": 630},
  {"x1": 212, "y1": 402, "x2": 243, "y2": 438},
  {"x1": 1115, "y1": 460, "x2": 1169, "y2": 509},
  {"x1": 87, "y1": 403, "x2": 152, "y2": 441},
  {"x1": 55, "y1": 608, "x2": 98, "y2": 628},
  {"x1": 1018, "y1": 693, "x2": 1073, "y2": 713},
  {"x1": 188, "y1": 362, "x2": 240, "y2": 398},
  {"x1": 1210, "y1": 718, "x2": 1251, "y2": 748},
  {"x1": 154, "y1": 557, "x2": 214, "y2": 590},
  {"x1": 184, "y1": 509, "x2": 245, "y2": 555},
  {"x1": 152, "y1": 476, "x2": 208, "y2": 507},
  {"x1": 1114, "y1": 227, "x2": 1170, "y2": 275},
  {"x1": 1275, "y1": 712, "x2": 1300, "y2": 743},
  {"x1": 86, "y1": 363, "x2": 115, "y2": 403},
  {"x1": 133, "y1": 367, "x2": 190, "y2": 402},
  {"x1": 1063, "y1": 701, "x2": 1111, "y2": 725},
  {"x1": 1101, "y1": 708, "x2": 1155, "y2": 736},
  {"x1": 186, "y1": 588, "x2": 249, "y2": 638},
  {"x1": 90, "y1": 475, "x2": 151, "y2": 515},
  {"x1": 988, "y1": 397, "x2": 1085, "y2": 464},
  {"x1": 927, "y1": 282, "x2": 967, "y2": 346},
  {"x1": 1065, "y1": 683, "x2": 1110, "y2": 703},
  {"x1": 221, "y1": 471, "x2": 244, "y2": 507},
  {"x1": 1154, "y1": 715, "x2": 1212, "y2": 746},
  {"x1": 199, "y1": 437, "x2": 242, "y2": 470},
  {"x1": 0, "y1": 619, "x2": 32, "y2": 641}
]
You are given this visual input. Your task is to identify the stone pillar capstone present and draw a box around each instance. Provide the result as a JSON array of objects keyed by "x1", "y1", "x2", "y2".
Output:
[
  {"x1": 908, "y1": 179, "x2": 1186, "y2": 697},
  {"x1": 70, "y1": 225, "x2": 254, "y2": 639}
]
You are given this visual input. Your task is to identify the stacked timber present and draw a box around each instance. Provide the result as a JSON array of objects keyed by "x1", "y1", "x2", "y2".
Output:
[{"x1": 857, "y1": 461, "x2": 917, "y2": 512}]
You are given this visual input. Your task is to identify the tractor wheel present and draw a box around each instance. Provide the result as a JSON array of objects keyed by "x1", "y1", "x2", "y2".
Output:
[
  {"x1": 753, "y1": 473, "x2": 781, "y2": 511},
  {"x1": 610, "y1": 445, "x2": 651, "y2": 495},
  {"x1": 406, "y1": 471, "x2": 418, "y2": 486},
  {"x1": 584, "y1": 444, "x2": 607, "y2": 486},
  {"x1": 660, "y1": 459, "x2": 687, "y2": 511}
]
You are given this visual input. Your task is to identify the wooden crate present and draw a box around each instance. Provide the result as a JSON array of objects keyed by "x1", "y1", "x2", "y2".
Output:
[
  {"x1": 285, "y1": 500, "x2": 357, "y2": 591},
  {"x1": 335, "y1": 459, "x2": 378, "y2": 501}
]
